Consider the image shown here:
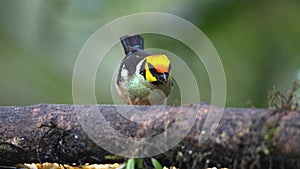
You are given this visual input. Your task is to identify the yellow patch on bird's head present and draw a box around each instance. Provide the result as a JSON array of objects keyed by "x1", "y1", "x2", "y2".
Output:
[
  {"x1": 146, "y1": 55, "x2": 170, "y2": 73},
  {"x1": 144, "y1": 54, "x2": 171, "y2": 83}
]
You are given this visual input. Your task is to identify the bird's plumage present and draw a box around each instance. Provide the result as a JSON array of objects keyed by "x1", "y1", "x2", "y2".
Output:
[
  {"x1": 120, "y1": 35, "x2": 144, "y2": 55},
  {"x1": 116, "y1": 35, "x2": 172, "y2": 105}
]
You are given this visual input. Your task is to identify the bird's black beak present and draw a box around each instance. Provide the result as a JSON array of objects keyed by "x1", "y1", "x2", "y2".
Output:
[{"x1": 158, "y1": 73, "x2": 169, "y2": 84}]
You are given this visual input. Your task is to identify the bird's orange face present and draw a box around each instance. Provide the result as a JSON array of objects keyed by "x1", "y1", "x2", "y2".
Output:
[{"x1": 141, "y1": 54, "x2": 171, "y2": 84}]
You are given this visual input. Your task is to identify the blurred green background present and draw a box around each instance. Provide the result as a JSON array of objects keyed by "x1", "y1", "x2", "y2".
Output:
[{"x1": 0, "y1": 0, "x2": 299, "y2": 107}]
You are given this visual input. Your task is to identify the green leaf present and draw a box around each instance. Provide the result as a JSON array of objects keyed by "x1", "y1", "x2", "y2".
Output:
[
  {"x1": 151, "y1": 158, "x2": 163, "y2": 169},
  {"x1": 136, "y1": 158, "x2": 143, "y2": 169},
  {"x1": 126, "y1": 158, "x2": 135, "y2": 169}
]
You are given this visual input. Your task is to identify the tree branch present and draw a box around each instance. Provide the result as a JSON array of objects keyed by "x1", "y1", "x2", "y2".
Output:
[{"x1": 0, "y1": 104, "x2": 299, "y2": 168}]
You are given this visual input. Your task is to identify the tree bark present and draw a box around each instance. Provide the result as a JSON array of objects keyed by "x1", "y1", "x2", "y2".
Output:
[{"x1": 0, "y1": 103, "x2": 299, "y2": 169}]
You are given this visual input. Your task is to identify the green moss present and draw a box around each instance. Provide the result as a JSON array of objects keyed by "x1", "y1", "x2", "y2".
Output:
[{"x1": 268, "y1": 80, "x2": 300, "y2": 111}]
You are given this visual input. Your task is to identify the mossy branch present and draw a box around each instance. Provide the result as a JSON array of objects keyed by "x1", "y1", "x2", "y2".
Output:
[{"x1": 0, "y1": 103, "x2": 299, "y2": 168}]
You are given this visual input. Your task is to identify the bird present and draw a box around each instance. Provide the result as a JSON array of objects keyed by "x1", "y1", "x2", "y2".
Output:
[{"x1": 115, "y1": 34, "x2": 172, "y2": 105}]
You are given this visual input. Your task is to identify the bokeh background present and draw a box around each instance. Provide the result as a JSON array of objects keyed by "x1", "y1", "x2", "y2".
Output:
[{"x1": 0, "y1": 0, "x2": 299, "y2": 107}]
